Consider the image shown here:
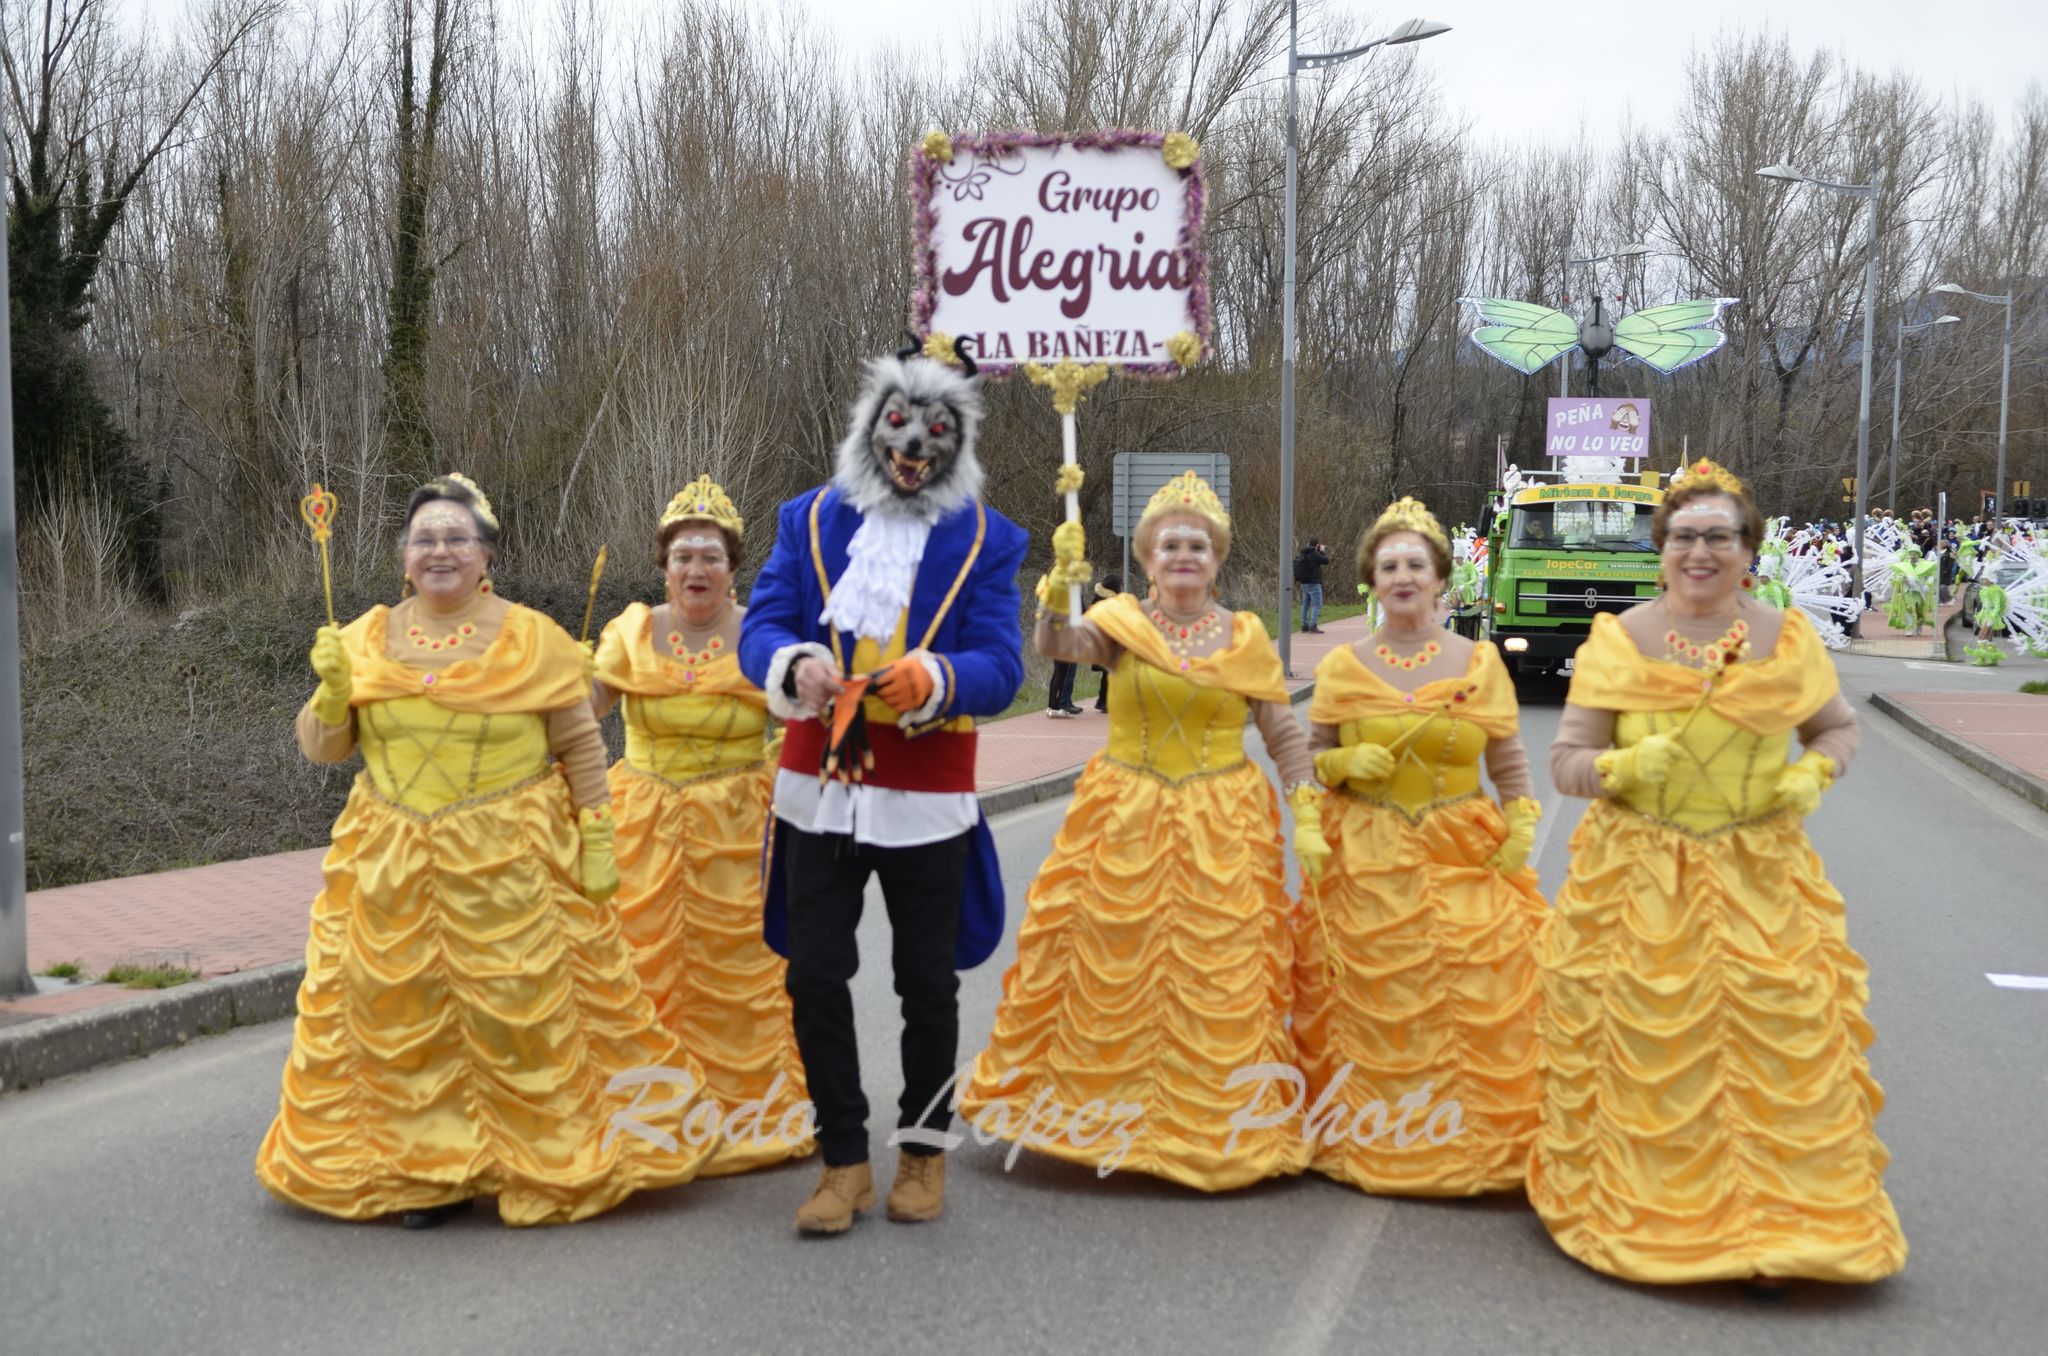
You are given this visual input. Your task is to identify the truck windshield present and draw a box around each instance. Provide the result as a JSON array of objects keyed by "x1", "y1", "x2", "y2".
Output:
[{"x1": 1510, "y1": 502, "x2": 1655, "y2": 551}]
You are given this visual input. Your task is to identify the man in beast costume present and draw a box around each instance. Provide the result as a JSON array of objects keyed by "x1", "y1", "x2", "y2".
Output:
[{"x1": 740, "y1": 339, "x2": 1025, "y2": 1234}]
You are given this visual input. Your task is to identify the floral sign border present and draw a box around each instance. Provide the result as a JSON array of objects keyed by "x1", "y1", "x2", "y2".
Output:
[{"x1": 910, "y1": 129, "x2": 1211, "y2": 377}]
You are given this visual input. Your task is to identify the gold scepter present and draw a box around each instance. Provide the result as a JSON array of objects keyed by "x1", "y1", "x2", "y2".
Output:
[
  {"x1": 579, "y1": 545, "x2": 610, "y2": 645},
  {"x1": 298, "y1": 483, "x2": 339, "y2": 628}
]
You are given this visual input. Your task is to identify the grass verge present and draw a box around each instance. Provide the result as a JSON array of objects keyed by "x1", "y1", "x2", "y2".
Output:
[{"x1": 99, "y1": 962, "x2": 202, "y2": 990}]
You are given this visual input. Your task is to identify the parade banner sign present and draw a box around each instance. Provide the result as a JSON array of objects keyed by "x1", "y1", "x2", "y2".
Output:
[
  {"x1": 1545, "y1": 397, "x2": 1651, "y2": 457},
  {"x1": 911, "y1": 131, "x2": 1209, "y2": 375}
]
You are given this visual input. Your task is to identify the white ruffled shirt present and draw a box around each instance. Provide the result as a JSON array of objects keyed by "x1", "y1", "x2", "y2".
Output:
[{"x1": 766, "y1": 509, "x2": 976, "y2": 848}]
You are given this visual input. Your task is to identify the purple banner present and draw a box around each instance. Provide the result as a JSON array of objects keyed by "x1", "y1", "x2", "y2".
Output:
[{"x1": 1545, "y1": 397, "x2": 1651, "y2": 458}]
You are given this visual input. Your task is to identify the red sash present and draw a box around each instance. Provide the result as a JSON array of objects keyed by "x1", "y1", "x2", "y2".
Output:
[{"x1": 779, "y1": 718, "x2": 978, "y2": 793}]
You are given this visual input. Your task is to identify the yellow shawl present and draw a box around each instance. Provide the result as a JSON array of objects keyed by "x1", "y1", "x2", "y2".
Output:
[
  {"x1": 1090, "y1": 594, "x2": 1289, "y2": 704},
  {"x1": 1308, "y1": 639, "x2": 1520, "y2": 740},
  {"x1": 340, "y1": 604, "x2": 590, "y2": 713},
  {"x1": 1564, "y1": 608, "x2": 1839, "y2": 735}
]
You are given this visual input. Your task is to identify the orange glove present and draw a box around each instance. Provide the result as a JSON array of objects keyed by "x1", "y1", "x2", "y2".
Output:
[{"x1": 870, "y1": 654, "x2": 936, "y2": 714}]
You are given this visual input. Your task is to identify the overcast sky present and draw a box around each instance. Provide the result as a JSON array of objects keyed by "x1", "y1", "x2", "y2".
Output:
[{"x1": 114, "y1": 0, "x2": 2044, "y2": 146}]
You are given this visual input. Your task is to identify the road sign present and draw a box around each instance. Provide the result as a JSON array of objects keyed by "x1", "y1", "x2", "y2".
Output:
[{"x1": 1842, "y1": 475, "x2": 1857, "y2": 504}]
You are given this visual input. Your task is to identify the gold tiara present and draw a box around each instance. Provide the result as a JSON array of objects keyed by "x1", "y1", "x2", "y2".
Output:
[
  {"x1": 435, "y1": 472, "x2": 498, "y2": 530},
  {"x1": 1669, "y1": 457, "x2": 1746, "y2": 498},
  {"x1": 1139, "y1": 470, "x2": 1230, "y2": 534},
  {"x1": 1369, "y1": 496, "x2": 1448, "y2": 557},
  {"x1": 658, "y1": 474, "x2": 744, "y2": 541}
]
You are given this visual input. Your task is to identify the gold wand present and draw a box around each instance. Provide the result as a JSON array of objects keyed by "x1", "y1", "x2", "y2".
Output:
[
  {"x1": 579, "y1": 545, "x2": 610, "y2": 645},
  {"x1": 298, "y1": 483, "x2": 339, "y2": 628}
]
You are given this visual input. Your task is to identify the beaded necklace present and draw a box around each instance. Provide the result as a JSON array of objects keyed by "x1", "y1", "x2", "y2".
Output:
[
  {"x1": 663, "y1": 602, "x2": 732, "y2": 685},
  {"x1": 1662, "y1": 616, "x2": 1749, "y2": 671},
  {"x1": 1150, "y1": 605, "x2": 1225, "y2": 671},
  {"x1": 1374, "y1": 639, "x2": 1442, "y2": 671},
  {"x1": 403, "y1": 598, "x2": 485, "y2": 653}
]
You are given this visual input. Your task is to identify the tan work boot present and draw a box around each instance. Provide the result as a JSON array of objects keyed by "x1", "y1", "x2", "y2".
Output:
[
  {"x1": 795, "y1": 1161, "x2": 876, "y2": 1235},
  {"x1": 886, "y1": 1149, "x2": 946, "y2": 1223}
]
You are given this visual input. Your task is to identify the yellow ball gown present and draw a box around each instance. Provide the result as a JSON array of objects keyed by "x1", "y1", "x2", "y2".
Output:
[
  {"x1": 960, "y1": 597, "x2": 1310, "y2": 1189},
  {"x1": 1293, "y1": 641, "x2": 1547, "y2": 1195},
  {"x1": 594, "y1": 603, "x2": 812, "y2": 1175},
  {"x1": 256, "y1": 605, "x2": 719, "y2": 1225},
  {"x1": 1530, "y1": 610, "x2": 1908, "y2": 1282}
]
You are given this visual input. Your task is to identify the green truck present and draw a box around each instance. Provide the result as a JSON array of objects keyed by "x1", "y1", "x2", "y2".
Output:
[{"x1": 1485, "y1": 480, "x2": 1664, "y2": 677}]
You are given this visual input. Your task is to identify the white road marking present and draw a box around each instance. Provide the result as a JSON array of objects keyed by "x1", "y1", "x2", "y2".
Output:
[
  {"x1": 1986, "y1": 973, "x2": 2048, "y2": 990},
  {"x1": 1273, "y1": 1197, "x2": 1397, "y2": 1356},
  {"x1": 1528, "y1": 795, "x2": 1561, "y2": 872}
]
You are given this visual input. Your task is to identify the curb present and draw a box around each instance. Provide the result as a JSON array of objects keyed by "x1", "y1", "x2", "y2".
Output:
[
  {"x1": 1, "y1": 682, "x2": 1321, "y2": 1093},
  {"x1": 1869, "y1": 692, "x2": 2048, "y2": 815},
  {"x1": 1, "y1": 960, "x2": 304, "y2": 1092}
]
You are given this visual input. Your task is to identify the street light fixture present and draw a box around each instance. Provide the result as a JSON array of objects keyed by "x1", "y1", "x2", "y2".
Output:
[
  {"x1": 1277, "y1": 10, "x2": 1450, "y2": 677},
  {"x1": 1929, "y1": 281, "x2": 2016, "y2": 522},
  {"x1": 1558, "y1": 243, "x2": 1656, "y2": 396},
  {"x1": 1888, "y1": 312, "x2": 1960, "y2": 512},
  {"x1": 1757, "y1": 163, "x2": 1882, "y2": 613}
]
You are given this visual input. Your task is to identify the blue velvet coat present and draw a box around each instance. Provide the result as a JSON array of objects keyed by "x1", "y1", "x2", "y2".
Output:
[{"x1": 739, "y1": 485, "x2": 1028, "y2": 969}]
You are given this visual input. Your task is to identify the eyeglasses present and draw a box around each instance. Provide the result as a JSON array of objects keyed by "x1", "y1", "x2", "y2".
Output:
[
  {"x1": 404, "y1": 535, "x2": 481, "y2": 555},
  {"x1": 1666, "y1": 529, "x2": 1744, "y2": 553}
]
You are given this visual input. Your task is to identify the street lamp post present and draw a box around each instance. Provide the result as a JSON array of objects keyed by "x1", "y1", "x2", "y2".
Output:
[
  {"x1": 1930, "y1": 282, "x2": 2015, "y2": 522},
  {"x1": 1558, "y1": 244, "x2": 1655, "y2": 397},
  {"x1": 1758, "y1": 164, "x2": 1882, "y2": 613},
  {"x1": 1278, "y1": 12, "x2": 1448, "y2": 676},
  {"x1": 1888, "y1": 311, "x2": 1960, "y2": 511}
]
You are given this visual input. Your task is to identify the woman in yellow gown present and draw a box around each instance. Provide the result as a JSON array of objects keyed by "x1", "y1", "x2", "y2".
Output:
[
  {"x1": 1532, "y1": 458, "x2": 1907, "y2": 1288},
  {"x1": 257, "y1": 474, "x2": 718, "y2": 1227},
  {"x1": 590, "y1": 477, "x2": 812, "y2": 1174},
  {"x1": 959, "y1": 471, "x2": 1325, "y2": 1189},
  {"x1": 1293, "y1": 497, "x2": 1547, "y2": 1196}
]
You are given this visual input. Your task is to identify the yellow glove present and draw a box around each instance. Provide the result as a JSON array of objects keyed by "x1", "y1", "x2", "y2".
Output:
[
  {"x1": 309, "y1": 624, "x2": 352, "y2": 727},
  {"x1": 1596, "y1": 732, "x2": 1677, "y2": 794},
  {"x1": 1289, "y1": 783, "x2": 1331, "y2": 884},
  {"x1": 1487, "y1": 796, "x2": 1542, "y2": 874},
  {"x1": 1314, "y1": 742, "x2": 1396, "y2": 788},
  {"x1": 1053, "y1": 519, "x2": 1086, "y2": 568},
  {"x1": 1774, "y1": 751, "x2": 1835, "y2": 818},
  {"x1": 578, "y1": 805, "x2": 619, "y2": 905}
]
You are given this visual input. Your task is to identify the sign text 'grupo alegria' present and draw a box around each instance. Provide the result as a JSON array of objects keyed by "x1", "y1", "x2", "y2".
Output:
[{"x1": 912, "y1": 131, "x2": 1209, "y2": 375}]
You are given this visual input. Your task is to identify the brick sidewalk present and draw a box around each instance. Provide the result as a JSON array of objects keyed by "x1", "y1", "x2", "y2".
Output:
[
  {"x1": 6, "y1": 609, "x2": 1380, "y2": 1027},
  {"x1": 1875, "y1": 691, "x2": 2048, "y2": 785}
]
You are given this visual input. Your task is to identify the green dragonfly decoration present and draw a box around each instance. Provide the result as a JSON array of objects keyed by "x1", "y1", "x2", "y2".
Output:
[{"x1": 1458, "y1": 295, "x2": 1740, "y2": 391}]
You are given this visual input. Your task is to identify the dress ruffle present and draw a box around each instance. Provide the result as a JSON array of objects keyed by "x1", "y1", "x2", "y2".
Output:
[
  {"x1": 608, "y1": 758, "x2": 812, "y2": 1174},
  {"x1": 1528, "y1": 799, "x2": 1908, "y2": 1282},
  {"x1": 960, "y1": 755, "x2": 1309, "y2": 1189},
  {"x1": 1293, "y1": 791, "x2": 1547, "y2": 1195},
  {"x1": 255, "y1": 774, "x2": 719, "y2": 1225}
]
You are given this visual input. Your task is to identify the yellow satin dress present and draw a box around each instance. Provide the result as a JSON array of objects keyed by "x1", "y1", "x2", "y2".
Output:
[
  {"x1": 595, "y1": 603, "x2": 812, "y2": 1175},
  {"x1": 256, "y1": 605, "x2": 719, "y2": 1226},
  {"x1": 961, "y1": 598, "x2": 1309, "y2": 1189},
  {"x1": 1293, "y1": 642, "x2": 1547, "y2": 1195},
  {"x1": 1530, "y1": 610, "x2": 1907, "y2": 1283}
]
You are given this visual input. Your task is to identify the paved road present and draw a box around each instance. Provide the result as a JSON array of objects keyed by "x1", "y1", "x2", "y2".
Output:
[{"x1": 3, "y1": 658, "x2": 2044, "y2": 1354}]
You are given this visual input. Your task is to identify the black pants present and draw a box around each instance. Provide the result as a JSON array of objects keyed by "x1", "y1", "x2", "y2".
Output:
[
  {"x1": 783, "y1": 826, "x2": 970, "y2": 1166},
  {"x1": 1047, "y1": 661, "x2": 1077, "y2": 710}
]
